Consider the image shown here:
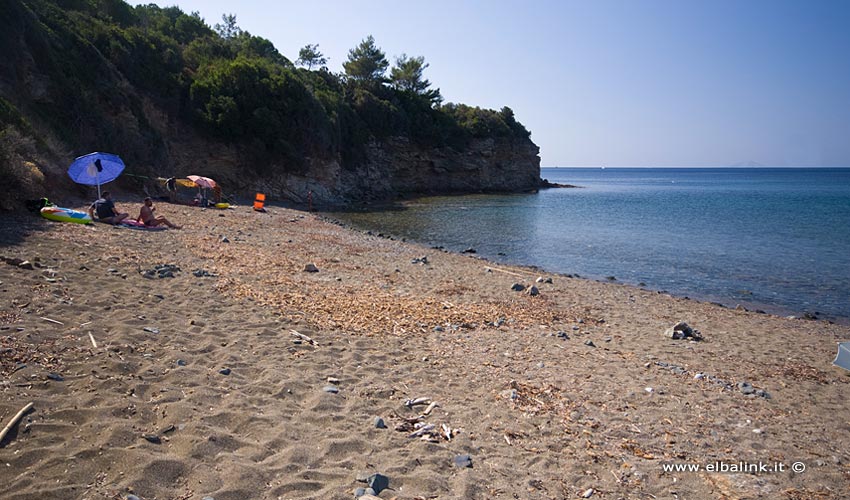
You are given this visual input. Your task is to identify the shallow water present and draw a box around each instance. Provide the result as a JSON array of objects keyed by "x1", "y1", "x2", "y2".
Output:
[{"x1": 326, "y1": 167, "x2": 850, "y2": 320}]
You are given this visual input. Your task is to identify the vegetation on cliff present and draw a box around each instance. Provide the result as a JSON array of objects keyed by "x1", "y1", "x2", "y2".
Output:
[{"x1": 0, "y1": 0, "x2": 535, "y2": 206}]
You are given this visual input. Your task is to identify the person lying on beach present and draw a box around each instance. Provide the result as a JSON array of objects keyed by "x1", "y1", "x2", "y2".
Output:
[
  {"x1": 88, "y1": 191, "x2": 128, "y2": 225},
  {"x1": 137, "y1": 197, "x2": 181, "y2": 229}
]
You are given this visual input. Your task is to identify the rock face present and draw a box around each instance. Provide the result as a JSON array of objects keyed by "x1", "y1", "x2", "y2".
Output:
[
  {"x1": 246, "y1": 135, "x2": 541, "y2": 205},
  {"x1": 358, "y1": 136, "x2": 541, "y2": 198}
]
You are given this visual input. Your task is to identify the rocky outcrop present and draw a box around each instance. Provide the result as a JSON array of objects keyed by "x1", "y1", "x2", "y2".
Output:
[{"x1": 248, "y1": 135, "x2": 541, "y2": 205}]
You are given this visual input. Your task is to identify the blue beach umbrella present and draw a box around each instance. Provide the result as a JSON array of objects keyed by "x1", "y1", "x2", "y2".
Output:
[{"x1": 67, "y1": 152, "x2": 126, "y2": 198}]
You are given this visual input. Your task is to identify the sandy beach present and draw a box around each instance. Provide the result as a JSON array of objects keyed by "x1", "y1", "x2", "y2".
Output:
[{"x1": 1, "y1": 200, "x2": 848, "y2": 500}]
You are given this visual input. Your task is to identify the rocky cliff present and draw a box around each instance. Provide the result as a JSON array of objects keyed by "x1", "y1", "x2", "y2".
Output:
[
  {"x1": 0, "y1": 0, "x2": 543, "y2": 208},
  {"x1": 242, "y1": 136, "x2": 541, "y2": 205}
]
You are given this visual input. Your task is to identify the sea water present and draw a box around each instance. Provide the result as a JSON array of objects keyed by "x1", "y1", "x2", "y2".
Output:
[{"x1": 326, "y1": 168, "x2": 850, "y2": 321}]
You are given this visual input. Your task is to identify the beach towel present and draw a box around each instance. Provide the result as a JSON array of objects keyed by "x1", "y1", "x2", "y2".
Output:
[{"x1": 119, "y1": 220, "x2": 168, "y2": 231}]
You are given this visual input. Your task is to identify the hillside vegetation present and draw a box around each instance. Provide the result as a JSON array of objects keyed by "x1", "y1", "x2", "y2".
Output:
[{"x1": 0, "y1": 0, "x2": 537, "y2": 207}]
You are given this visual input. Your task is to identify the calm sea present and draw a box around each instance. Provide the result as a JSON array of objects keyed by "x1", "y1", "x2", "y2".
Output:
[{"x1": 326, "y1": 168, "x2": 850, "y2": 321}]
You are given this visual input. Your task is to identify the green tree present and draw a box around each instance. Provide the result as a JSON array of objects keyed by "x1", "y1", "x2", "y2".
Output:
[
  {"x1": 296, "y1": 43, "x2": 327, "y2": 70},
  {"x1": 343, "y1": 35, "x2": 388, "y2": 85},
  {"x1": 214, "y1": 13, "x2": 241, "y2": 39},
  {"x1": 390, "y1": 54, "x2": 442, "y2": 105}
]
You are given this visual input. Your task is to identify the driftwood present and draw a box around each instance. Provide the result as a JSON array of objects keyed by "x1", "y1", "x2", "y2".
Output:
[
  {"x1": 290, "y1": 330, "x2": 318, "y2": 347},
  {"x1": 88, "y1": 332, "x2": 98, "y2": 349},
  {"x1": 39, "y1": 317, "x2": 63, "y2": 326},
  {"x1": 0, "y1": 402, "x2": 34, "y2": 444},
  {"x1": 484, "y1": 266, "x2": 527, "y2": 277},
  {"x1": 422, "y1": 401, "x2": 439, "y2": 415}
]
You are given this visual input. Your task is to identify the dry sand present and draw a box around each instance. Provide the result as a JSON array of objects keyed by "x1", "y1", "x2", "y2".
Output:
[{"x1": 1, "y1": 200, "x2": 848, "y2": 500}]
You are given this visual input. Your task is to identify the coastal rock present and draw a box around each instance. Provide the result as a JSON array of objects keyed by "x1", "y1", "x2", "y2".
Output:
[
  {"x1": 663, "y1": 321, "x2": 703, "y2": 340},
  {"x1": 511, "y1": 283, "x2": 525, "y2": 292},
  {"x1": 527, "y1": 286, "x2": 539, "y2": 296}
]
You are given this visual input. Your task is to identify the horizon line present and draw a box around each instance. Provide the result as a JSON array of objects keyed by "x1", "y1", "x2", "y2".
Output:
[{"x1": 542, "y1": 165, "x2": 850, "y2": 169}]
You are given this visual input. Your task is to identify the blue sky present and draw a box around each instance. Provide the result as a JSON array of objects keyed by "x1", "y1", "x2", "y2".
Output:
[{"x1": 133, "y1": 1, "x2": 850, "y2": 167}]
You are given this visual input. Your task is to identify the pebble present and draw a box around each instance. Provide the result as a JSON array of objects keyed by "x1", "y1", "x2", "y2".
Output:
[
  {"x1": 556, "y1": 331, "x2": 569, "y2": 340},
  {"x1": 453, "y1": 454, "x2": 473, "y2": 468},
  {"x1": 126, "y1": 495, "x2": 141, "y2": 500},
  {"x1": 46, "y1": 373, "x2": 64, "y2": 381},
  {"x1": 510, "y1": 283, "x2": 525, "y2": 292},
  {"x1": 202, "y1": 497, "x2": 215, "y2": 500},
  {"x1": 142, "y1": 434, "x2": 161, "y2": 444},
  {"x1": 462, "y1": 248, "x2": 477, "y2": 253},
  {"x1": 374, "y1": 417, "x2": 386, "y2": 429},
  {"x1": 143, "y1": 327, "x2": 160, "y2": 334},
  {"x1": 582, "y1": 488, "x2": 595, "y2": 498},
  {"x1": 694, "y1": 373, "x2": 705, "y2": 380},
  {"x1": 327, "y1": 377, "x2": 341, "y2": 384},
  {"x1": 584, "y1": 340, "x2": 596, "y2": 347},
  {"x1": 527, "y1": 286, "x2": 539, "y2": 296},
  {"x1": 323, "y1": 385, "x2": 340, "y2": 394},
  {"x1": 434, "y1": 326, "x2": 444, "y2": 332},
  {"x1": 737, "y1": 381, "x2": 755, "y2": 395},
  {"x1": 176, "y1": 359, "x2": 187, "y2": 366},
  {"x1": 366, "y1": 473, "x2": 389, "y2": 494},
  {"x1": 304, "y1": 263, "x2": 319, "y2": 272},
  {"x1": 219, "y1": 368, "x2": 231, "y2": 375}
]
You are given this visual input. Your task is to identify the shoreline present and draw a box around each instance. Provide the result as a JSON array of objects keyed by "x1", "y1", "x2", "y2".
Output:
[
  {"x1": 318, "y1": 209, "x2": 849, "y2": 327},
  {"x1": 2, "y1": 206, "x2": 849, "y2": 500}
]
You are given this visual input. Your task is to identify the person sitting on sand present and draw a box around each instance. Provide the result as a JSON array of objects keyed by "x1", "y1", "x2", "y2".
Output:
[
  {"x1": 88, "y1": 191, "x2": 128, "y2": 225},
  {"x1": 137, "y1": 197, "x2": 181, "y2": 229}
]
